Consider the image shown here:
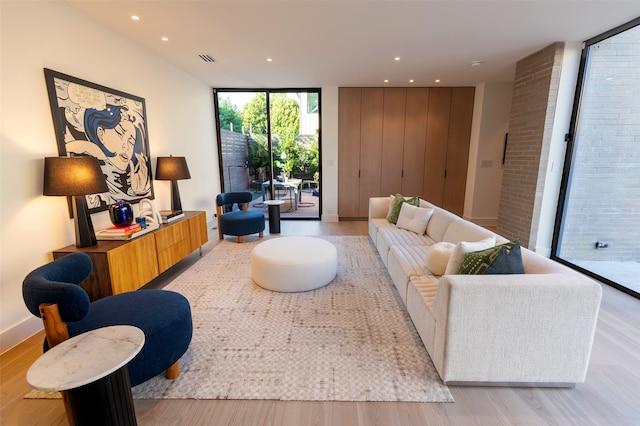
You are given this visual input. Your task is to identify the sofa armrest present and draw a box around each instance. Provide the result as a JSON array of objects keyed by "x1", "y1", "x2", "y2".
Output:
[
  {"x1": 432, "y1": 273, "x2": 602, "y2": 384},
  {"x1": 369, "y1": 197, "x2": 390, "y2": 220}
]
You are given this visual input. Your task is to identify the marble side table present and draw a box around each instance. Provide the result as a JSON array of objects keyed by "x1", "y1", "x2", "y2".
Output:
[{"x1": 27, "y1": 325, "x2": 145, "y2": 426}]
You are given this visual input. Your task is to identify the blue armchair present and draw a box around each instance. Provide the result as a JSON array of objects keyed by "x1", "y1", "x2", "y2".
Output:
[
  {"x1": 22, "y1": 252, "x2": 192, "y2": 387},
  {"x1": 216, "y1": 192, "x2": 265, "y2": 243}
]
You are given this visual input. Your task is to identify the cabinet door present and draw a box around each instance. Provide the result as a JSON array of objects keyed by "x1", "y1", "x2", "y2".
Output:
[
  {"x1": 443, "y1": 87, "x2": 475, "y2": 216},
  {"x1": 338, "y1": 88, "x2": 362, "y2": 217},
  {"x1": 358, "y1": 88, "x2": 384, "y2": 217},
  {"x1": 380, "y1": 88, "x2": 406, "y2": 196},
  {"x1": 107, "y1": 234, "x2": 159, "y2": 294},
  {"x1": 188, "y1": 211, "x2": 208, "y2": 251},
  {"x1": 423, "y1": 88, "x2": 452, "y2": 206},
  {"x1": 402, "y1": 88, "x2": 429, "y2": 196},
  {"x1": 155, "y1": 220, "x2": 191, "y2": 273}
]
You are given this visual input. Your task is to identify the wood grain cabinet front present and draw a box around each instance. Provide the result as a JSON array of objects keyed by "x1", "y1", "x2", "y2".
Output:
[
  {"x1": 155, "y1": 219, "x2": 192, "y2": 274},
  {"x1": 53, "y1": 211, "x2": 208, "y2": 301}
]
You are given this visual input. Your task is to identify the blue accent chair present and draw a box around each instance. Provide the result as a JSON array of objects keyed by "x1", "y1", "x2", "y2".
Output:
[
  {"x1": 22, "y1": 252, "x2": 193, "y2": 387},
  {"x1": 216, "y1": 192, "x2": 265, "y2": 243}
]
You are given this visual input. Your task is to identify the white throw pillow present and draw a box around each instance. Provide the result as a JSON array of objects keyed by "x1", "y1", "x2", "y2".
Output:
[
  {"x1": 396, "y1": 203, "x2": 434, "y2": 235},
  {"x1": 444, "y1": 236, "x2": 496, "y2": 275},
  {"x1": 425, "y1": 242, "x2": 456, "y2": 276}
]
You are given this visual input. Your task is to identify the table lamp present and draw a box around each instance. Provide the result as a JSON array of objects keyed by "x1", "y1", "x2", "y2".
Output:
[
  {"x1": 43, "y1": 156, "x2": 109, "y2": 248},
  {"x1": 155, "y1": 156, "x2": 191, "y2": 213}
]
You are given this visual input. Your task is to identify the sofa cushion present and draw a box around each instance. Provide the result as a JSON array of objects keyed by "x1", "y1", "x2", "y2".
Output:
[
  {"x1": 442, "y1": 218, "x2": 499, "y2": 245},
  {"x1": 388, "y1": 245, "x2": 429, "y2": 302},
  {"x1": 369, "y1": 217, "x2": 393, "y2": 244},
  {"x1": 457, "y1": 240, "x2": 519, "y2": 275},
  {"x1": 387, "y1": 194, "x2": 420, "y2": 224},
  {"x1": 396, "y1": 203, "x2": 434, "y2": 235},
  {"x1": 376, "y1": 227, "x2": 432, "y2": 267},
  {"x1": 406, "y1": 275, "x2": 440, "y2": 355},
  {"x1": 444, "y1": 236, "x2": 496, "y2": 275},
  {"x1": 425, "y1": 242, "x2": 456, "y2": 276},
  {"x1": 425, "y1": 208, "x2": 458, "y2": 243}
]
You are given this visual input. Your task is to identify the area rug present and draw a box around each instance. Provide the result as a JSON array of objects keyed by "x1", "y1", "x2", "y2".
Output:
[{"x1": 27, "y1": 236, "x2": 453, "y2": 403}]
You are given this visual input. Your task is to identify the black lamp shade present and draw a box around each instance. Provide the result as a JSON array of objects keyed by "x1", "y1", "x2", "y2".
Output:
[
  {"x1": 155, "y1": 156, "x2": 191, "y2": 181},
  {"x1": 43, "y1": 156, "x2": 108, "y2": 248},
  {"x1": 155, "y1": 156, "x2": 190, "y2": 212},
  {"x1": 43, "y1": 156, "x2": 108, "y2": 196}
]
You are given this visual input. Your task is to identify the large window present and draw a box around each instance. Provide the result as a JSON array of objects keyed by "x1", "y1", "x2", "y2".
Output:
[
  {"x1": 552, "y1": 18, "x2": 640, "y2": 298},
  {"x1": 214, "y1": 89, "x2": 321, "y2": 220}
]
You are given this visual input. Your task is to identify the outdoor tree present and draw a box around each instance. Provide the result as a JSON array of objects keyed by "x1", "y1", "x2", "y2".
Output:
[
  {"x1": 218, "y1": 97, "x2": 243, "y2": 132},
  {"x1": 242, "y1": 94, "x2": 267, "y2": 135},
  {"x1": 270, "y1": 94, "x2": 300, "y2": 136}
]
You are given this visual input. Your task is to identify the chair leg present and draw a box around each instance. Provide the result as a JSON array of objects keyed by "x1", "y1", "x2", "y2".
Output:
[
  {"x1": 259, "y1": 231, "x2": 264, "y2": 239},
  {"x1": 166, "y1": 360, "x2": 180, "y2": 380},
  {"x1": 237, "y1": 236, "x2": 243, "y2": 243},
  {"x1": 218, "y1": 228, "x2": 224, "y2": 240},
  {"x1": 39, "y1": 303, "x2": 69, "y2": 349}
]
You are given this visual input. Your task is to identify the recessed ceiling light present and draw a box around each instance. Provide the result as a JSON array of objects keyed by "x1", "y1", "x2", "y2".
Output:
[
  {"x1": 267, "y1": 58, "x2": 273, "y2": 62},
  {"x1": 470, "y1": 60, "x2": 484, "y2": 67},
  {"x1": 394, "y1": 57, "x2": 401, "y2": 61},
  {"x1": 435, "y1": 79, "x2": 441, "y2": 83},
  {"x1": 131, "y1": 15, "x2": 140, "y2": 21},
  {"x1": 161, "y1": 37, "x2": 169, "y2": 42},
  {"x1": 409, "y1": 79, "x2": 414, "y2": 83},
  {"x1": 384, "y1": 79, "x2": 389, "y2": 83}
]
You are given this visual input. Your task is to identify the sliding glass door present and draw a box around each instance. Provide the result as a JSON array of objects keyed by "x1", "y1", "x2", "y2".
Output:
[
  {"x1": 552, "y1": 18, "x2": 640, "y2": 298},
  {"x1": 214, "y1": 89, "x2": 321, "y2": 220}
]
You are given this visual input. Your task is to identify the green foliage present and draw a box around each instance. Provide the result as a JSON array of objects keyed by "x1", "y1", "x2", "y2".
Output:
[
  {"x1": 241, "y1": 93, "x2": 317, "y2": 181},
  {"x1": 248, "y1": 134, "x2": 269, "y2": 179},
  {"x1": 241, "y1": 94, "x2": 267, "y2": 135},
  {"x1": 270, "y1": 95, "x2": 300, "y2": 136},
  {"x1": 218, "y1": 97, "x2": 242, "y2": 132}
]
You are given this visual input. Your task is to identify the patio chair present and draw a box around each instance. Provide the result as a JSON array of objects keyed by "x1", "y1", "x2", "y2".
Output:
[{"x1": 216, "y1": 191, "x2": 265, "y2": 243}]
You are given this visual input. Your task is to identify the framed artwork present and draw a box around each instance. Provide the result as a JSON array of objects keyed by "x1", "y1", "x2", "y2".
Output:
[{"x1": 44, "y1": 68, "x2": 154, "y2": 214}]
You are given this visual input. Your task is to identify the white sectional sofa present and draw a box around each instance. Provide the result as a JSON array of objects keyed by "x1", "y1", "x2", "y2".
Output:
[{"x1": 369, "y1": 196, "x2": 602, "y2": 386}]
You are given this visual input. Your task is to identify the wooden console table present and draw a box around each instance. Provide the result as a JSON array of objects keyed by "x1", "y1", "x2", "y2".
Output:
[{"x1": 53, "y1": 211, "x2": 208, "y2": 301}]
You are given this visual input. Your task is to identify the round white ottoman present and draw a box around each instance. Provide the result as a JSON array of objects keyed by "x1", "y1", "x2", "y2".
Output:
[{"x1": 251, "y1": 236, "x2": 338, "y2": 292}]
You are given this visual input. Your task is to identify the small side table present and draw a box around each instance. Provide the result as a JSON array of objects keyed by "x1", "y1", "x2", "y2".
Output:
[
  {"x1": 264, "y1": 200, "x2": 285, "y2": 233},
  {"x1": 27, "y1": 325, "x2": 145, "y2": 426}
]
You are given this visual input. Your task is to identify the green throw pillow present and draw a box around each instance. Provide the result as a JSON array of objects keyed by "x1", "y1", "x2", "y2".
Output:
[
  {"x1": 457, "y1": 240, "x2": 519, "y2": 275},
  {"x1": 387, "y1": 194, "x2": 420, "y2": 224}
]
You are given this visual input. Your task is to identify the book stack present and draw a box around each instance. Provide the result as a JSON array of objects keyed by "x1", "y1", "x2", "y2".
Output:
[
  {"x1": 95, "y1": 222, "x2": 159, "y2": 241},
  {"x1": 159, "y1": 210, "x2": 185, "y2": 224}
]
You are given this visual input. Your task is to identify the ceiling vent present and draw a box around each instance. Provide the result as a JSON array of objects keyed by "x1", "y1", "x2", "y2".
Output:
[{"x1": 198, "y1": 54, "x2": 215, "y2": 63}]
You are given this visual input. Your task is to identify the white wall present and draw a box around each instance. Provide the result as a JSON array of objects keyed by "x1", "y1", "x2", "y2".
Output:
[
  {"x1": 533, "y1": 42, "x2": 581, "y2": 256},
  {"x1": 320, "y1": 87, "x2": 339, "y2": 222},
  {"x1": 0, "y1": 1, "x2": 220, "y2": 352},
  {"x1": 464, "y1": 82, "x2": 513, "y2": 226}
]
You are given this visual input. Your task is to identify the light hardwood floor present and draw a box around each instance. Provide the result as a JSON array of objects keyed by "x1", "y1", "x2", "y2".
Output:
[{"x1": 2, "y1": 221, "x2": 639, "y2": 425}]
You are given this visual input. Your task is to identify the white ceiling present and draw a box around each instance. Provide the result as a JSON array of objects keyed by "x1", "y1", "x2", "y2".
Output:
[{"x1": 66, "y1": 1, "x2": 640, "y2": 88}]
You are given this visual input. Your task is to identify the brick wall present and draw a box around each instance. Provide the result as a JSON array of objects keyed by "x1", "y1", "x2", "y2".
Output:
[
  {"x1": 558, "y1": 25, "x2": 640, "y2": 261},
  {"x1": 497, "y1": 43, "x2": 565, "y2": 248}
]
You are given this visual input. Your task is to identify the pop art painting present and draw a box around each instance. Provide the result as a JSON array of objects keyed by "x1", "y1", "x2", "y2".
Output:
[{"x1": 44, "y1": 68, "x2": 154, "y2": 213}]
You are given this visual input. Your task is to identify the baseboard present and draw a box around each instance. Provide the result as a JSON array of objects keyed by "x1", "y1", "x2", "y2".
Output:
[
  {"x1": 321, "y1": 214, "x2": 339, "y2": 223},
  {"x1": 462, "y1": 215, "x2": 498, "y2": 227},
  {"x1": 0, "y1": 316, "x2": 42, "y2": 354}
]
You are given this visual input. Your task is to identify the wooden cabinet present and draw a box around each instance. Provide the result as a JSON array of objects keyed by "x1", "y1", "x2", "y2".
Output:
[
  {"x1": 337, "y1": 88, "x2": 362, "y2": 218},
  {"x1": 53, "y1": 211, "x2": 208, "y2": 301},
  {"x1": 338, "y1": 87, "x2": 474, "y2": 218}
]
